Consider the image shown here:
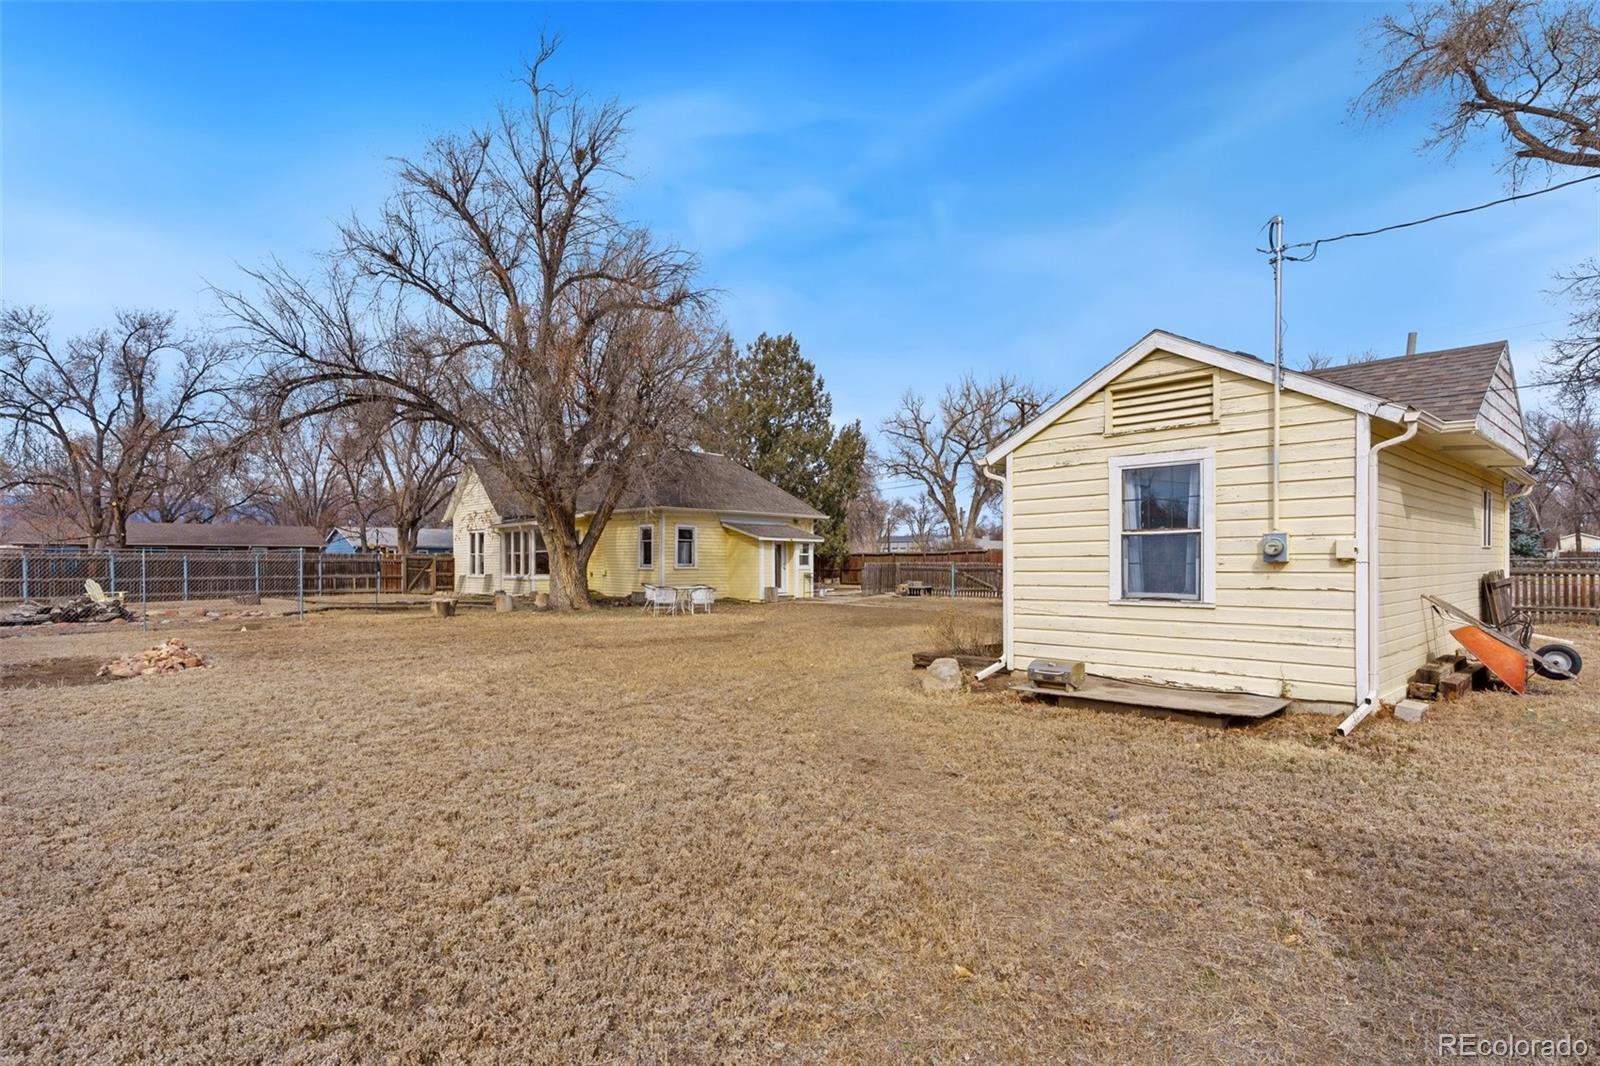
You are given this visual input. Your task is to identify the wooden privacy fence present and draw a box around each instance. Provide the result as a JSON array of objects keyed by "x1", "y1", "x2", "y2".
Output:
[
  {"x1": 832, "y1": 549, "x2": 1002, "y2": 585},
  {"x1": 860, "y1": 560, "x2": 1002, "y2": 598},
  {"x1": 1510, "y1": 559, "x2": 1600, "y2": 624}
]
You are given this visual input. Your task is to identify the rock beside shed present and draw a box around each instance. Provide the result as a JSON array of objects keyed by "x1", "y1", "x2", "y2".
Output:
[{"x1": 922, "y1": 657, "x2": 963, "y2": 695}]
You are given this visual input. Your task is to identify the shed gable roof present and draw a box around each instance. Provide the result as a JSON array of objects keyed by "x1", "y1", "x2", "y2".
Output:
[
  {"x1": 986, "y1": 330, "x2": 1410, "y2": 464},
  {"x1": 1306, "y1": 342, "x2": 1507, "y2": 424}
]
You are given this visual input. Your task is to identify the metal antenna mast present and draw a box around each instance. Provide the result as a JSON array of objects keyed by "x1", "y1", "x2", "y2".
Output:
[{"x1": 1267, "y1": 215, "x2": 1285, "y2": 530}]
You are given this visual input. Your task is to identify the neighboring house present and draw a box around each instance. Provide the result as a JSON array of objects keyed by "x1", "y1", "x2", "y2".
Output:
[
  {"x1": 984, "y1": 330, "x2": 1531, "y2": 712},
  {"x1": 0, "y1": 518, "x2": 323, "y2": 552},
  {"x1": 123, "y1": 521, "x2": 326, "y2": 551},
  {"x1": 1555, "y1": 531, "x2": 1600, "y2": 554},
  {"x1": 443, "y1": 450, "x2": 825, "y2": 601},
  {"x1": 324, "y1": 526, "x2": 453, "y2": 554}
]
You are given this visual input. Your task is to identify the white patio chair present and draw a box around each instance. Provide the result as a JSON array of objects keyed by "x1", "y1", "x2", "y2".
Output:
[
  {"x1": 645, "y1": 584, "x2": 678, "y2": 616},
  {"x1": 689, "y1": 585, "x2": 715, "y2": 614}
]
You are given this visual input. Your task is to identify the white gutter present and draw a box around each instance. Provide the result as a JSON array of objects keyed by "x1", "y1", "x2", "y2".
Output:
[
  {"x1": 980, "y1": 460, "x2": 1013, "y2": 671},
  {"x1": 1338, "y1": 409, "x2": 1422, "y2": 736}
]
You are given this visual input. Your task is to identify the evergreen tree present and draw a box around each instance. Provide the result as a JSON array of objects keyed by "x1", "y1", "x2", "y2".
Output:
[
  {"x1": 698, "y1": 333, "x2": 866, "y2": 570},
  {"x1": 1511, "y1": 496, "x2": 1545, "y2": 558}
]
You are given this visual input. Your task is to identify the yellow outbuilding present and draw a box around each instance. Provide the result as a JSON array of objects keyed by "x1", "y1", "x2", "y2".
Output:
[{"x1": 984, "y1": 330, "x2": 1533, "y2": 714}]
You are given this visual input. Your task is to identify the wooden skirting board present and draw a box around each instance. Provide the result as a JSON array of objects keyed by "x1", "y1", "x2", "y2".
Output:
[{"x1": 1012, "y1": 676, "x2": 1289, "y2": 726}]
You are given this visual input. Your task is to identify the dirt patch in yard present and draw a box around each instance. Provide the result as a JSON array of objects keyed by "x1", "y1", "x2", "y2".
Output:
[
  {"x1": 0, "y1": 656, "x2": 119, "y2": 689},
  {"x1": 0, "y1": 600, "x2": 1595, "y2": 1063}
]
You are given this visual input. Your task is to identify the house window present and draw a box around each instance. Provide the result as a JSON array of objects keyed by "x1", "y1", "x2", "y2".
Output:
[
  {"x1": 468, "y1": 531, "x2": 485, "y2": 575},
  {"x1": 1109, "y1": 450, "x2": 1213, "y2": 603},
  {"x1": 1483, "y1": 489, "x2": 1493, "y2": 548},
  {"x1": 502, "y1": 529, "x2": 548, "y2": 577},
  {"x1": 675, "y1": 525, "x2": 697, "y2": 568},
  {"x1": 639, "y1": 525, "x2": 654, "y2": 568},
  {"x1": 797, "y1": 543, "x2": 813, "y2": 569},
  {"x1": 503, "y1": 529, "x2": 528, "y2": 577}
]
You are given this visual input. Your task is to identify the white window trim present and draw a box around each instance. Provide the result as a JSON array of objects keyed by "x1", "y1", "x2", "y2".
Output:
[
  {"x1": 468, "y1": 530, "x2": 485, "y2": 576},
  {"x1": 1482, "y1": 488, "x2": 1494, "y2": 549},
  {"x1": 674, "y1": 524, "x2": 698, "y2": 569},
  {"x1": 502, "y1": 528, "x2": 529, "y2": 578},
  {"x1": 1107, "y1": 448, "x2": 1216, "y2": 606},
  {"x1": 796, "y1": 542, "x2": 813, "y2": 570},
  {"x1": 638, "y1": 524, "x2": 654, "y2": 569}
]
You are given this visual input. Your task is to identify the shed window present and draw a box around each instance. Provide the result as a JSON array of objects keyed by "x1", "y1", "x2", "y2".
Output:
[
  {"x1": 675, "y1": 525, "x2": 697, "y2": 568},
  {"x1": 1483, "y1": 489, "x2": 1493, "y2": 548},
  {"x1": 639, "y1": 524, "x2": 654, "y2": 568},
  {"x1": 1109, "y1": 450, "x2": 1214, "y2": 603}
]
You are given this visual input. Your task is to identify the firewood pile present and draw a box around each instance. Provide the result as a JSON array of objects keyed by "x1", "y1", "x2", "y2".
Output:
[
  {"x1": 0, "y1": 595, "x2": 134, "y2": 627},
  {"x1": 98, "y1": 639, "x2": 207, "y2": 679}
]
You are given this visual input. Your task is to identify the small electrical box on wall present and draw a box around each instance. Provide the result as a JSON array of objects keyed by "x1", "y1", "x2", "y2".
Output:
[{"x1": 1261, "y1": 532, "x2": 1291, "y2": 563}]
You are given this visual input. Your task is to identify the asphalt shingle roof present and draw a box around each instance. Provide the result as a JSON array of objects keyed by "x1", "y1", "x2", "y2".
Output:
[
  {"x1": 470, "y1": 450, "x2": 825, "y2": 522},
  {"x1": 1305, "y1": 341, "x2": 1507, "y2": 423},
  {"x1": 124, "y1": 521, "x2": 326, "y2": 549}
]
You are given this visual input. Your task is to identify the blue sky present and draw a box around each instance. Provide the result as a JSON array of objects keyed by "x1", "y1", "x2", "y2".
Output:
[{"x1": 4, "y1": 1, "x2": 1597, "y2": 442}]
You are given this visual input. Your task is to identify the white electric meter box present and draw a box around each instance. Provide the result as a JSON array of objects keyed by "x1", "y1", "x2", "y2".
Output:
[{"x1": 1261, "y1": 532, "x2": 1290, "y2": 563}]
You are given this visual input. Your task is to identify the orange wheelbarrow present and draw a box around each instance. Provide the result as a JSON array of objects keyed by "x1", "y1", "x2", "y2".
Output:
[{"x1": 1422, "y1": 594, "x2": 1583, "y2": 694}]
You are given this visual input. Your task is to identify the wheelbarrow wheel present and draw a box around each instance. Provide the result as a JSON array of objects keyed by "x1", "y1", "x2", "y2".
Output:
[{"x1": 1533, "y1": 643, "x2": 1583, "y2": 680}]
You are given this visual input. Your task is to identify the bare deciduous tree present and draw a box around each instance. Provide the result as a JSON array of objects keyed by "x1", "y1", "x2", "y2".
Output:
[
  {"x1": 906, "y1": 495, "x2": 946, "y2": 552},
  {"x1": 0, "y1": 307, "x2": 238, "y2": 547},
  {"x1": 344, "y1": 403, "x2": 460, "y2": 551},
  {"x1": 248, "y1": 412, "x2": 352, "y2": 531},
  {"x1": 879, "y1": 373, "x2": 1045, "y2": 546},
  {"x1": 1362, "y1": 1, "x2": 1600, "y2": 395},
  {"x1": 1526, "y1": 398, "x2": 1600, "y2": 543},
  {"x1": 222, "y1": 42, "x2": 711, "y2": 608},
  {"x1": 1362, "y1": 0, "x2": 1600, "y2": 178},
  {"x1": 845, "y1": 478, "x2": 913, "y2": 553}
]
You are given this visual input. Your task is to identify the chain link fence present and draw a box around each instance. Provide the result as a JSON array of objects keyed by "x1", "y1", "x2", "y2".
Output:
[{"x1": 0, "y1": 549, "x2": 457, "y2": 625}]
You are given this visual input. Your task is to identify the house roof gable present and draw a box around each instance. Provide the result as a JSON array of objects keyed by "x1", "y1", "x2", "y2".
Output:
[{"x1": 453, "y1": 450, "x2": 826, "y2": 524}]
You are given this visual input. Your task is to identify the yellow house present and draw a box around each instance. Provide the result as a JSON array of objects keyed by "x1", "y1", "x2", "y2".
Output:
[
  {"x1": 984, "y1": 330, "x2": 1533, "y2": 714},
  {"x1": 443, "y1": 450, "x2": 824, "y2": 603}
]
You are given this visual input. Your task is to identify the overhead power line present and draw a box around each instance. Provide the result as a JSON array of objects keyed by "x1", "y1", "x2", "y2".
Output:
[{"x1": 1266, "y1": 172, "x2": 1600, "y2": 263}]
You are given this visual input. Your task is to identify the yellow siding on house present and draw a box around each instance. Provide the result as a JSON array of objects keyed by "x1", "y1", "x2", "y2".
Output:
[
  {"x1": 1375, "y1": 429, "x2": 1510, "y2": 699},
  {"x1": 1009, "y1": 350, "x2": 1361, "y2": 704}
]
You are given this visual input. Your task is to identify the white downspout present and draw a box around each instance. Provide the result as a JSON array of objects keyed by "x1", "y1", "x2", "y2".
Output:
[
  {"x1": 980, "y1": 459, "x2": 1012, "y2": 674},
  {"x1": 1338, "y1": 409, "x2": 1421, "y2": 736}
]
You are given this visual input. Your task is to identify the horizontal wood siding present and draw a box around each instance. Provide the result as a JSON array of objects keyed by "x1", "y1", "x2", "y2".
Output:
[
  {"x1": 1375, "y1": 429, "x2": 1509, "y2": 699},
  {"x1": 452, "y1": 465, "x2": 810, "y2": 602},
  {"x1": 449, "y1": 469, "x2": 547, "y2": 596},
  {"x1": 1009, "y1": 350, "x2": 1360, "y2": 703}
]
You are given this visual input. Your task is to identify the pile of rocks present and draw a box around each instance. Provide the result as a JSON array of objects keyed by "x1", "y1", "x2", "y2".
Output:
[
  {"x1": 1, "y1": 595, "x2": 133, "y2": 627},
  {"x1": 98, "y1": 639, "x2": 208, "y2": 679}
]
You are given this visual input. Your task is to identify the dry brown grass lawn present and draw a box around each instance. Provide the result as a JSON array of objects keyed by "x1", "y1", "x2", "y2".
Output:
[{"x1": 2, "y1": 600, "x2": 1597, "y2": 1063}]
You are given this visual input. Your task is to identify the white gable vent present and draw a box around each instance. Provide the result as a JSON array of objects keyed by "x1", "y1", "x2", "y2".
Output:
[{"x1": 1104, "y1": 370, "x2": 1218, "y2": 435}]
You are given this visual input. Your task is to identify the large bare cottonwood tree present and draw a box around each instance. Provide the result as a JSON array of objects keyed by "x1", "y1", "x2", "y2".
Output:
[
  {"x1": 0, "y1": 308, "x2": 238, "y2": 547},
  {"x1": 223, "y1": 43, "x2": 712, "y2": 608},
  {"x1": 879, "y1": 373, "x2": 1045, "y2": 546}
]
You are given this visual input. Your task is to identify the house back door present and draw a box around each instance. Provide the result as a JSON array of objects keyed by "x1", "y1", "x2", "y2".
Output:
[{"x1": 772, "y1": 543, "x2": 786, "y2": 593}]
